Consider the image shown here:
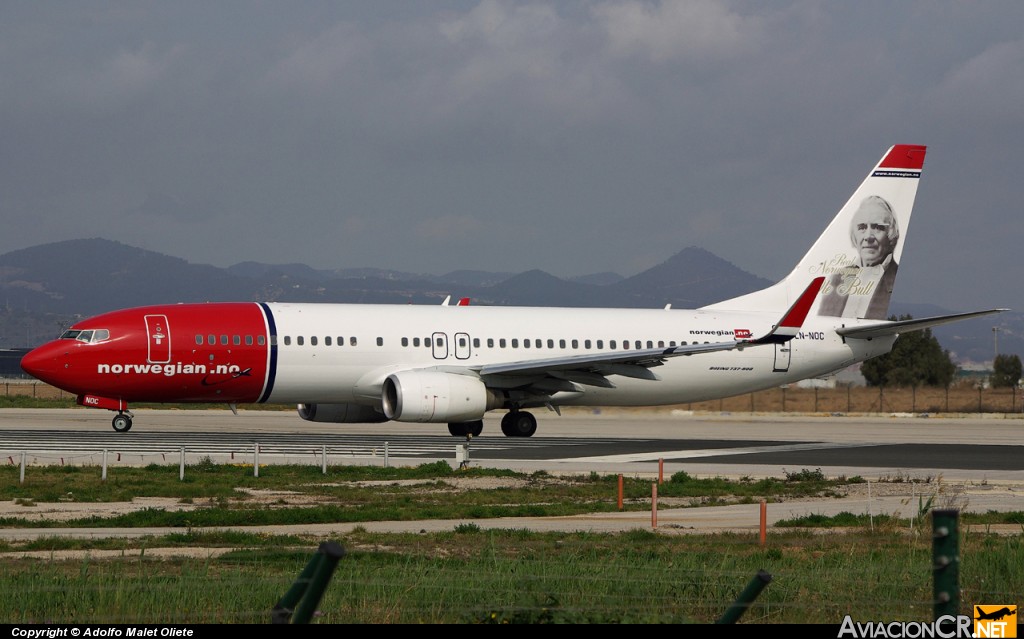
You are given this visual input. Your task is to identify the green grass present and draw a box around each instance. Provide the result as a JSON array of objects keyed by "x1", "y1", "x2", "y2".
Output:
[
  {"x1": 0, "y1": 462, "x2": 1021, "y2": 624},
  {"x1": 0, "y1": 462, "x2": 874, "y2": 529},
  {"x1": 2, "y1": 529, "x2": 1021, "y2": 624}
]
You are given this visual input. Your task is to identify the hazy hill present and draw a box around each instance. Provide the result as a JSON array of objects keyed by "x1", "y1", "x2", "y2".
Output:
[{"x1": 0, "y1": 238, "x2": 1016, "y2": 365}]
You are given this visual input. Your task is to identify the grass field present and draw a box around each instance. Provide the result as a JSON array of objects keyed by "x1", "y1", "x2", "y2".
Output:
[{"x1": 0, "y1": 462, "x2": 1021, "y2": 624}]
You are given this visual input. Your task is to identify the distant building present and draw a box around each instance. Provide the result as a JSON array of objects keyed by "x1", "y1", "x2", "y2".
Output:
[{"x1": 0, "y1": 349, "x2": 31, "y2": 378}]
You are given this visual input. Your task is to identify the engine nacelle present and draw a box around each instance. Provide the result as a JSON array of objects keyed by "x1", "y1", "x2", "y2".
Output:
[
  {"x1": 382, "y1": 371, "x2": 496, "y2": 423},
  {"x1": 297, "y1": 403, "x2": 389, "y2": 423}
]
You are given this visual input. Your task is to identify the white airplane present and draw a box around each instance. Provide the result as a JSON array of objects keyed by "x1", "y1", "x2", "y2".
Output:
[{"x1": 20, "y1": 144, "x2": 1005, "y2": 435}]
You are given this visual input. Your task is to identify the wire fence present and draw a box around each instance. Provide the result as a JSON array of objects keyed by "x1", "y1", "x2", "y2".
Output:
[{"x1": 13, "y1": 380, "x2": 1021, "y2": 415}]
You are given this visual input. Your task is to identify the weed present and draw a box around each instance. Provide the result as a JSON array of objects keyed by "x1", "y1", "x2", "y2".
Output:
[{"x1": 783, "y1": 468, "x2": 825, "y2": 482}]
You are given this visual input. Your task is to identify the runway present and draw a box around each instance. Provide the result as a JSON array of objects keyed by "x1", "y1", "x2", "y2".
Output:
[
  {"x1": 1, "y1": 408, "x2": 1023, "y2": 538},
  {"x1": 2, "y1": 407, "x2": 1023, "y2": 482}
]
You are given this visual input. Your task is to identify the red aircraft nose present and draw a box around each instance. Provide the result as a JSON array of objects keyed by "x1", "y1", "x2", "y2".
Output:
[{"x1": 21, "y1": 341, "x2": 71, "y2": 388}]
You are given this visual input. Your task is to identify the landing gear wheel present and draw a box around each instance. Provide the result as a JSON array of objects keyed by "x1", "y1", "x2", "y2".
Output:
[
  {"x1": 500, "y1": 411, "x2": 537, "y2": 437},
  {"x1": 448, "y1": 420, "x2": 484, "y2": 437},
  {"x1": 112, "y1": 414, "x2": 133, "y2": 433}
]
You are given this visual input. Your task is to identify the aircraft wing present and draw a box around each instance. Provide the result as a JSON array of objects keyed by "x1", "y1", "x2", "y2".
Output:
[
  {"x1": 473, "y1": 277, "x2": 824, "y2": 387},
  {"x1": 835, "y1": 309, "x2": 1009, "y2": 339}
]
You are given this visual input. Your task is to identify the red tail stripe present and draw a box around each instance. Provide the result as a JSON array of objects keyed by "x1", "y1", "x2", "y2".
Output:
[
  {"x1": 878, "y1": 144, "x2": 927, "y2": 170},
  {"x1": 780, "y1": 277, "x2": 826, "y2": 328}
]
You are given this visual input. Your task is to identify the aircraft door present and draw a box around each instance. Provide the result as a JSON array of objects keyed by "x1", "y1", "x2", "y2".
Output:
[
  {"x1": 454, "y1": 332, "x2": 471, "y2": 360},
  {"x1": 773, "y1": 343, "x2": 792, "y2": 372},
  {"x1": 145, "y1": 314, "x2": 172, "y2": 364},
  {"x1": 431, "y1": 332, "x2": 448, "y2": 360}
]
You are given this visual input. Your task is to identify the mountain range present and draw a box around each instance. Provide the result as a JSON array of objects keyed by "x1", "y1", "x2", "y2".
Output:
[{"x1": 0, "y1": 238, "x2": 1017, "y2": 365}]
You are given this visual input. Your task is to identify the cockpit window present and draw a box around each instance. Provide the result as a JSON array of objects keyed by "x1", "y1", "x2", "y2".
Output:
[{"x1": 59, "y1": 329, "x2": 110, "y2": 343}]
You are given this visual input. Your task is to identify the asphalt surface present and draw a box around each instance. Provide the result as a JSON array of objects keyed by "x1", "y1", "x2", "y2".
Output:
[{"x1": 1, "y1": 407, "x2": 1022, "y2": 538}]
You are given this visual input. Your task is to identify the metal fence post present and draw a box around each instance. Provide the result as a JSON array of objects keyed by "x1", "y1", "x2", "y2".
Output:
[
  {"x1": 932, "y1": 509, "x2": 960, "y2": 622},
  {"x1": 717, "y1": 571, "x2": 772, "y2": 624},
  {"x1": 273, "y1": 541, "x2": 346, "y2": 624}
]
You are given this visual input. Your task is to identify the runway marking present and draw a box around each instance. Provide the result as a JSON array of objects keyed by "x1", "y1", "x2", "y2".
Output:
[{"x1": 557, "y1": 441, "x2": 876, "y2": 463}]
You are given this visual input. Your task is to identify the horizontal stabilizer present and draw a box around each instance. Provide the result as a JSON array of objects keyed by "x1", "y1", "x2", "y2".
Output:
[
  {"x1": 835, "y1": 309, "x2": 1009, "y2": 339},
  {"x1": 748, "y1": 277, "x2": 824, "y2": 344}
]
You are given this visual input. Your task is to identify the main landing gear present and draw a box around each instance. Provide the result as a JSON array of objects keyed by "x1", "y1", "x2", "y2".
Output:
[
  {"x1": 447, "y1": 410, "x2": 539, "y2": 438},
  {"x1": 500, "y1": 410, "x2": 537, "y2": 438},
  {"x1": 111, "y1": 412, "x2": 134, "y2": 433}
]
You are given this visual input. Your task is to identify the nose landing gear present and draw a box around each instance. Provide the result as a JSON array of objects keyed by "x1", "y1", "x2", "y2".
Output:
[{"x1": 111, "y1": 412, "x2": 134, "y2": 432}]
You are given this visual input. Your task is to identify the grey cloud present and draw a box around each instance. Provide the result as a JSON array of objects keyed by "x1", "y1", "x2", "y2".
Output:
[{"x1": 0, "y1": 0, "x2": 1022, "y2": 315}]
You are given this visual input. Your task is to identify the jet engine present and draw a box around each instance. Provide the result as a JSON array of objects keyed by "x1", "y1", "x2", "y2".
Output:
[
  {"x1": 381, "y1": 371, "x2": 498, "y2": 423},
  {"x1": 297, "y1": 403, "x2": 389, "y2": 423}
]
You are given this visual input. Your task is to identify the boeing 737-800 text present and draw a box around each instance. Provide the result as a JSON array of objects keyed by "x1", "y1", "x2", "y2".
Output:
[{"x1": 20, "y1": 145, "x2": 1006, "y2": 435}]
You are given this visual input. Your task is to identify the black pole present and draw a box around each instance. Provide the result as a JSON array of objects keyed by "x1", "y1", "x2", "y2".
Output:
[
  {"x1": 716, "y1": 570, "x2": 772, "y2": 624},
  {"x1": 932, "y1": 510, "x2": 960, "y2": 622},
  {"x1": 274, "y1": 541, "x2": 347, "y2": 624}
]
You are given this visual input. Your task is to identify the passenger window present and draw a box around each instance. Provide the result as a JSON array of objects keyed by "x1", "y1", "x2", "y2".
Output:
[
  {"x1": 657, "y1": 341, "x2": 664, "y2": 348},
  {"x1": 511, "y1": 339, "x2": 519, "y2": 348},
  {"x1": 597, "y1": 340, "x2": 604, "y2": 349},
  {"x1": 413, "y1": 337, "x2": 420, "y2": 347},
  {"x1": 220, "y1": 335, "x2": 228, "y2": 346},
  {"x1": 195, "y1": 335, "x2": 203, "y2": 346},
  {"x1": 284, "y1": 336, "x2": 291, "y2": 346},
  {"x1": 556, "y1": 339, "x2": 562, "y2": 349},
  {"x1": 259, "y1": 336, "x2": 267, "y2": 346},
  {"x1": 338, "y1": 336, "x2": 344, "y2": 345},
  {"x1": 350, "y1": 337, "x2": 357, "y2": 346},
  {"x1": 435, "y1": 337, "x2": 442, "y2": 347},
  {"x1": 325, "y1": 336, "x2": 332, "y2": 346},
  {"x1": 311, "y1": 336, "x2": 318, "y2": 346},
  {"x1": 458, "y1": 337, "x2": 467, "y2": 347},
  {"x1": 246, "y1": 335, "x2": 254, "y2": 346},
  {"x1": 523, "y1": 339, "x2": 530, "y2": 349},
  {"x1": 487, "y1": 338, "x2": 494, "y2": 348},
  {"x1": 376, "y1": 337, "x2": 383, "y2": 346},
  {"x1": 233, "y1": 335, "x2": 241, "y2": 346},
  {"x1": 584, "y1": 340, "x2": 591, "y2": 349},
  {"x1": 645, "y1": 341, "x2": 652, "y2": 348},
  {"x1": 499, "y1": 339, "x2": 507, "y2": 348},
  {"x1": 571, "y1": 339, "x2": 578, "y2": 349},
  {"x1": 297, "y1": 336, "x2": 304, "y2": 346},
  {"x1": 610, "y1": 340, "x2": 617, "y2": 349},
  {"x1": 208, "y1": 335, "x2": 215, "y2": 346},
  {"x1": 473, "y1": 338, "x2": 480, "y2": 348},
  {"x1": 402, "y1": 337, "x2": 409, "y2": 347},
  {"x1": 535, "y1": 339, "x2": 541, "y2": 348}
]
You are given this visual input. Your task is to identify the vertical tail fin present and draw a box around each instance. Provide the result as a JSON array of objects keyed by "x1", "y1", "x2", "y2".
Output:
[{"x1": 705, "y1": 144, "x2": 927, "y2": 319}]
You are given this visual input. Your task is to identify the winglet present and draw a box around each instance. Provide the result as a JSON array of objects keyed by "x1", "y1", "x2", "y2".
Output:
[
  {"x1": 748, "y1": 276, "x2": 825, "y2": 344},
  {"x1": 457, "y1": 297, "x2": 471, "y2": 306}
]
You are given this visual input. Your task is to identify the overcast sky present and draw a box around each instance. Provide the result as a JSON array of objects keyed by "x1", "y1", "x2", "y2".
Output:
[{"x1": 2, "y1": 1, "x2": 1022, "y2": 312}]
